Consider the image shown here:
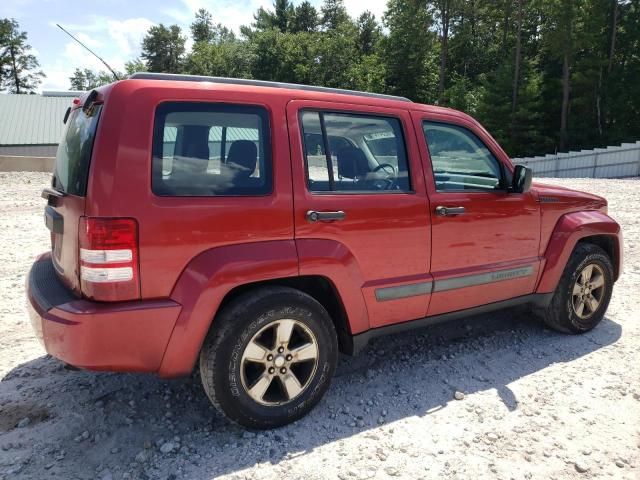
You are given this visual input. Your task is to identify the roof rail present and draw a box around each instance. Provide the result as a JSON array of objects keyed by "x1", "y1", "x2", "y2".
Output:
[{"x1": 128, "y1": 72, "x2": 413, "y2": 103}]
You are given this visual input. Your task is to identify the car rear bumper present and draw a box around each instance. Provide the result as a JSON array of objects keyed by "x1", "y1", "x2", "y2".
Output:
[{"x1": 26, "y1": 253, "x2": 181, "y2": 373}]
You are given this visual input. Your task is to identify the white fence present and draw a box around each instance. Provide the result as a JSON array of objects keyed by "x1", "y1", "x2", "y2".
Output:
[{"x1": 513, "y1": 141, "x2": 640, "y2": 178}]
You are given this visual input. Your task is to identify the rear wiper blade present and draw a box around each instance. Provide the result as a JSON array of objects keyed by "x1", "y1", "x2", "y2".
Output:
[{"x1": 42, "y1": 188, "x2": 67, "y2": 206}]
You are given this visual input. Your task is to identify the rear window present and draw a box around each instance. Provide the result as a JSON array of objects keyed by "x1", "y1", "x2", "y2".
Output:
[
  {"x1": 152, "y1": 102, "x2": 272, "y2": 196},
  {"x1": 53, "y1": 106, "x2": 102, "y2": 196}
]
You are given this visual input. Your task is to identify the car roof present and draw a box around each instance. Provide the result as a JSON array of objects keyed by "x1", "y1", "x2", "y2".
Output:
[
  {"x1": 128, "y1": 72, "x2": 413, "y2": 103},
  {"x1": 102, "y1": 73, "x2": 464, "y2": 120}
]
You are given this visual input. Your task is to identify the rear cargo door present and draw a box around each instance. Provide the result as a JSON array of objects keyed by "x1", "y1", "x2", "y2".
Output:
[{"x1": 44, "y1": 104, "x2": 102, "y2": 294}]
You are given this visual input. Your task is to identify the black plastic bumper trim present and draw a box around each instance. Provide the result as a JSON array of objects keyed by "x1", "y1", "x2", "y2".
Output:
[{"x1": 28, "y1": 257, "x2": 78, "y2": 312}]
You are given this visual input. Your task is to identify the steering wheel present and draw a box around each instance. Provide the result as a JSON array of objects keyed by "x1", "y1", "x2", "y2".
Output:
[
  {"x1": 372, "y1": 163, "x2": 397, "y2": 176},
  {"x1": 369, "y1": 163, "x2": 398, "y2": 190}
]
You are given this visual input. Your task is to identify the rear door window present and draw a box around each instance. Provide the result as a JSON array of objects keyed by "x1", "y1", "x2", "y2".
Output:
[
  {"x1": 152, "y1": 102, "x2": 271, "y2": 196},
  {"x1": 53, "y1": 106, "x2": 102, "y2": 196}
]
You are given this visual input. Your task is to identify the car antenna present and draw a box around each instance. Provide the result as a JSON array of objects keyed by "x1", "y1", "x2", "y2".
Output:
[{"x1": 56, "y1": 23, "x2": 121, "y2": 81}]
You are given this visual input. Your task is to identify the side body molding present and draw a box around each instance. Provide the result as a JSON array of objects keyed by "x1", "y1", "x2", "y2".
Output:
[
  {"x1": 536, "y1": 211, "x2": 622, "y2": 293},
  {"x1": 159, "y1": 240, "x2": 299, "y2": 377}
]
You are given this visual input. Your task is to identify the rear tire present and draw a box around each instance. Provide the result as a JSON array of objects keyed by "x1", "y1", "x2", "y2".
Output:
[
  {"x1": 199, "y1": 286, "x2": 338, "y2": 429},
  {"x1": 540, "y1": 243, "x2": 614, "y2": 334}
]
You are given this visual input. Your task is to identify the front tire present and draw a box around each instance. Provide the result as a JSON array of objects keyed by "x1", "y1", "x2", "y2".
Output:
[
  {"x1": 199, "y1": 286, "x2": 338, "y2": 429},
  {"x1": 540, "y1": 243, "x2": 614, "y2": 334}
]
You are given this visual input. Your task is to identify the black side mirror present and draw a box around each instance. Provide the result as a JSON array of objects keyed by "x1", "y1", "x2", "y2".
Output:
[{"x1": 511, "y1": 164, "x2": 533, "y2": 193}]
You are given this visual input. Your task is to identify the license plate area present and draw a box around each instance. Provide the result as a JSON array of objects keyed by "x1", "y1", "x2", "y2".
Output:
[{"x1": 45, "y1": 205, "x2": 64, "y2": 234}]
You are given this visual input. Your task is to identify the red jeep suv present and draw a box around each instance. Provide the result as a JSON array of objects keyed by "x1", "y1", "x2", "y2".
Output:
[{"x1": 27, "y1": 73, "x2": 623, "y2": 429}]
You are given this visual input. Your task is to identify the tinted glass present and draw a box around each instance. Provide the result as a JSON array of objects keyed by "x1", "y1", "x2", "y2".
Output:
[
  {"x1": 423, "y1": 122, "x2": 503, "y2": 191},
  {"x1": 53, "y1": 106, "x2": 102, "y2": 196},
  {"x1": 152, "y1": 102, "x2": 271, "y2": 196},
  {"x1": 301, "y1": 111, "x2": 411, "y2": 193}
]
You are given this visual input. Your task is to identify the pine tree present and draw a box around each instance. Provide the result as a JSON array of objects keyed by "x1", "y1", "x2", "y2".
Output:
[
  {"x1": 382, "y1": 0, "x2": 438, "y2": 103},
  {"x1": 356, "y1": 12, "x2": 381, "y2": 56},
  {"x1": 274, "y1": 0, "x2": 294, "y2": 33},
  {"x1": 320, "y1": 0, "x2": 350, "y2": 30},
  {"x1": 141, "y1": 24, "x2": 186, "y2": 73},
  {"x1": 68, "y1": 68, "x2": 117, "y2": 90},
  {"x1": 290, "y1": 2, "x2": 318, "y2": 33},
  {"x1": 191, "y1": 9, "x2": 215, "y2": 43},
  {"x1": 0, "y1": 18, "x2": 44, "y2": 93}
]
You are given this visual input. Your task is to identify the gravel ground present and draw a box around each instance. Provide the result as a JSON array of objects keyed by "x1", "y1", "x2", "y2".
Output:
[{"x1": 0, "y1": 172, "x2": 638, "y2": 480}]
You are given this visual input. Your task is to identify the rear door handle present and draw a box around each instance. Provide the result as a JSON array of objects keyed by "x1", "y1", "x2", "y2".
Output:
[
  {"x1": 435, "y1": 206, "x2": 466, "y2": 217},
  {"x1": 306, "y1": 210, "x2": 346, "y2": 222}
]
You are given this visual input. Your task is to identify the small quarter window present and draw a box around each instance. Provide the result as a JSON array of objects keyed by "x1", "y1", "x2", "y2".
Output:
[
  {"x1": 423, "y1": 122, "x2": 503, "y2": 192},
  {"x1": 301, "y1": 111, "x2": 411, "y2": 193},
  {"x1": 152, "y1": 102, "x2": 271, "y2": 196}
]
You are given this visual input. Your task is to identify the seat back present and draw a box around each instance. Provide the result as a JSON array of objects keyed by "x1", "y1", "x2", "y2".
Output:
[
  {"x1": 226, "y1": 140, "x2": 258, "y2": 179},
  {"x1": 337, "y1": 146, "x2": 370, "y2": 180},
  {"x1": 172, "y1": 125, "x2": 210, "y2": 180}
]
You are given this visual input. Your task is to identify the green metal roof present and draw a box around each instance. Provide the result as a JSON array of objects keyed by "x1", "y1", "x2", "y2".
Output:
[
  {"x1": 0, "y1": 94, "x2": 74, "y2": 146},
  {"x1": 163, "y1": 126, "x2": 259, "y2": 143}
]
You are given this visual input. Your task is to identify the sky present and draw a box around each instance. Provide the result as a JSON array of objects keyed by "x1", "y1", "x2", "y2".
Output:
[{"x1": 2, "y1": 0, "x2": 388, "y2": 92}]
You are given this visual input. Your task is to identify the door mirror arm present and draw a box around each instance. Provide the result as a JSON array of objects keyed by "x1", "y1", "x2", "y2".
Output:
[{"x1": 510, "y1": 164, "x2": 533, "y2": 193}]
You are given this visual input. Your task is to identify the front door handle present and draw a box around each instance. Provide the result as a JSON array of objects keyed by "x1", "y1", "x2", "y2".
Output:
[
  {"x1": 435, "y1": 206, "x2": 466, "y2": 217},
  {"x1": 306, "y1": 210, "x2": 346, "y2": 222}
]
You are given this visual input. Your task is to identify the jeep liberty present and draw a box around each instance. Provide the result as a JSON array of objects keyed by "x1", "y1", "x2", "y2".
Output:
[{"x1": 27, "y1": 73, "x2": 623, "y2": 428}]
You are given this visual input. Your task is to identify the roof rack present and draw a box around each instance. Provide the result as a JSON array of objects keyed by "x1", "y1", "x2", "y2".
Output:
[{"x1": 128, "y1": 72, "x2": 412, "y2": 103}]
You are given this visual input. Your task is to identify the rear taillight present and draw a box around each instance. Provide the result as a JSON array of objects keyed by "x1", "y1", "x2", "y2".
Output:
[{"x1": 79, "y1": 217, "x2": 140, "y2": 301}]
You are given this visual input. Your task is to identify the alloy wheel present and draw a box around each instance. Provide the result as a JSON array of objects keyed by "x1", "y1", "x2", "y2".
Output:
[
  {"x1": 240, "y1": 319, "x2": 319, "y2": 406},
  {"x1": 572, "y1": 263, "x2": 606, "y2": 320}
]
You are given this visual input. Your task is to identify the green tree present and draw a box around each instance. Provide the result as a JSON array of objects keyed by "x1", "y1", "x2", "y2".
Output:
[
  {"x1": 0, "y1": 18, "x2": 44, "y2": 93},
  {"x1": 382, "y1": 0, "x2": 438, "y2": 102},
  {"x1": 356, "y1": 11, "x2": 381, "y2": 55},
  {"x1": 309, "y1": 25, "x2": 359, "y2": 88},
  {"x1": 69, "y1": 68, "x2": 119, "y2": 90},
  {"x1": 477, "y1": 60, "x2": 547, "y2": 156},
  {"x1": 348, "y1": 53, "x2": 386, "y2": 93},
  {"x1": 125, "y1": 58, "x2": 147, "y2": 75},
  {"x1": 249, "y1": 29, "x2": 299, "y2": 82},
  {"x1": 444, "y1": 73, "x2": 482, "y2": 115},
  {"x1": 187, "y1": 38, "x2": 254, "y2": 78},
  {"x1": 135, "y1": 0, "x2": 640, "y2": 157},
  {"x1": 320, "y1": 0, "x2": 350, "y2": 30},
  {"x1": 540, "y1": 0, "x2": 582, "y2": 150},
  {"x1": 251, "y1": 0, "x2": 293, "y2": 33},
  {"x1": 605, "y1": 0, "x2": 640, "y2": 145},
  {"x1": 191, "y1": 8, "x2": 215, "y2": 43},
  {"x1": 141, "y1": 24, "x2": 186, "y2": 73},
  {"x1": 428, "y1": 0, "x2": 460, "y2": 104},
  {"x1": 290, "y1": 1, "x2": 318, "y2": 33},
  {"x1": 274, "y1": 0, "x2": 294, "y2": 32}
]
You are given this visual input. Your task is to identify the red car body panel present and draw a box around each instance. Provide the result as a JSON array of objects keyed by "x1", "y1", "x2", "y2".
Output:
[
  {"x1": 294, "y1": 239, "x2": 370, "y2": 334},
  {"x1": 84, "y1": 82, "x2": 296, "y2": 299},
  {"x1": 161, "y1": 241, "x2": 299, "y2": 377},
  {"x1": 28, "y1": 255, "x2": 180, "y2": 372},
  {"x1": 536, "y1": 211, "x2": 622, "y2": 293},
  {"x1": 25, "y1": 78, "x2": 624, "y2": 376}
]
